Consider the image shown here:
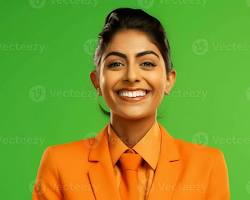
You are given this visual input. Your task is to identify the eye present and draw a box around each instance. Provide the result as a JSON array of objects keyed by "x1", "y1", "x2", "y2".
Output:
[
  {"x1": 107, "y1": 62, "x2": 124, "y2": 68},
  {"x1": 141, "y1": 62, "x2": 156, "y2": 67}
]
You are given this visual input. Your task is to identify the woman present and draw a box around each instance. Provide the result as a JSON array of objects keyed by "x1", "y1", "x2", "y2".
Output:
[{"x1": 32, "y1": 8, "x2": 230, "y2": 200}]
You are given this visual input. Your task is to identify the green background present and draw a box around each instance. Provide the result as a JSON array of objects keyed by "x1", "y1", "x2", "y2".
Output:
[{"x1": 0, "y1": 0, "x2": 250, "y2": 199}]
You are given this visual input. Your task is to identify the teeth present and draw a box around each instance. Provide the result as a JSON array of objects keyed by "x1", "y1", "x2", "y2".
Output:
[{"x1": 118, "y1": 90, "x2": 147, "y2": 97}]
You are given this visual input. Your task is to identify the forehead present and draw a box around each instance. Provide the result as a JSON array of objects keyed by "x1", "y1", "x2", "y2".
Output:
[{"x1": 105, "y1": 29, "x2": 161, "y2": 55}]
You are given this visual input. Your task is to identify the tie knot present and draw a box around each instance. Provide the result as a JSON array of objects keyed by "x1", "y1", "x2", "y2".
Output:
[{"x1": 119, "y1": 149, "x2": 143, "y2": 171}]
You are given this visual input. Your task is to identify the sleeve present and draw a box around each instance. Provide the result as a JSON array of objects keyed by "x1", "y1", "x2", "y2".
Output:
[
  {"x1": 205, "y1": 149, "x2": 230, "y2": 200},
  {"x1": 32, "y1": 147, "x2": 63, "y2": 200}
]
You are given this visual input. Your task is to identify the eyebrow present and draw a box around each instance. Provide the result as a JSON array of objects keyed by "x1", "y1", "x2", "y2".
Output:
[{"x1": 103, "y1": 50, "x2": 160, "y2": 62}]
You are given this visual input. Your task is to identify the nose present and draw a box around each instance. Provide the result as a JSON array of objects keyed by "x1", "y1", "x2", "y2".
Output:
[{"x1": 123, "y1": 64, "x2": 140, "y2": 83}]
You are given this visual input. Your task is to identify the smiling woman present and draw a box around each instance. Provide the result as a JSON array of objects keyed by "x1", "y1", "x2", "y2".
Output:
[
  {"x1": 91, "y1": 28, "x2": 176, "y2": 139},
  {"x1": 32, "y1": 8, "x2": 230, "y2": 200}
]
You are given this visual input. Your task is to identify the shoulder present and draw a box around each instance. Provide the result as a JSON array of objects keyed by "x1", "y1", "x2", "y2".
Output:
[
  {"x1": 174, "y1": 138, "x2": 226, "y2": 166},
  {"x1": 48, "y1": 137, "x2": 96, "y2": 153},
  {"x1": 159, "y1": 123, "x2": 225, "y2": 163},
  {"x1": 175, "y1": 138, "x2": 222, "y2": 155},
  {"x1": 40, "y1": 137, "x2": 96, "y2": 166}
]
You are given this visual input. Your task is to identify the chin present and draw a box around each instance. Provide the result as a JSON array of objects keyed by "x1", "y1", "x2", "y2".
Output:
[{"x1": 116, "y1": 109, "x2": 151, "y2": 120}]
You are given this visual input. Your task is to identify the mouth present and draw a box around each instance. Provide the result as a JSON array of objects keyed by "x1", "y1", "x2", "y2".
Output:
[{"x1": 115, "y1": 89, "x2": 151, "y2": 102}]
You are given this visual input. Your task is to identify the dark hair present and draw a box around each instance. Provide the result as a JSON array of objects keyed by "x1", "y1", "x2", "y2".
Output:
[{"x1": 93, "y1": 8, "x2": 173, "y2": 118}]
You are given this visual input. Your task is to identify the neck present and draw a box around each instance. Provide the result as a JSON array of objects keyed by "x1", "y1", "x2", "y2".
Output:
[{"x1": 110, "y1": 112, "x2": 157, "y2": 148}]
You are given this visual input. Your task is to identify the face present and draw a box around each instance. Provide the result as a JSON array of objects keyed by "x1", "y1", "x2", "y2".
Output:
[{"x1": 90, "y1": 29, "x2": 176, "y2": 120}]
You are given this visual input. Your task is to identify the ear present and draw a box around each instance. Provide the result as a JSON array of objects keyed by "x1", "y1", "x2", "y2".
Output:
[
  {"x1": 164, "y1": 70, "x2": 176, "y2": 95},
  {"x1": 90, "y1": 70, "x2": 102, "y2": 95}
]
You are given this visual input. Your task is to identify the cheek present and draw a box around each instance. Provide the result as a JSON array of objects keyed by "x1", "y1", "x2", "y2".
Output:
[
  {"x1": 148, "y1": 72, "x2": 166, "y2": 100},
  {"x1": 99, "y1": 71, "x2": 120, "y2": 98},
  {"x1": 100, "y1": 69, "x2": 111, "y2": 88},
  {"x1": 148, "y1": 70, "x2": 166, "y2": 89}
]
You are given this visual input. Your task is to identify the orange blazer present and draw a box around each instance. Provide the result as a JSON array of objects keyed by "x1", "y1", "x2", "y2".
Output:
[{"x1": 32, "y1": 123, "x2": 230, "y2": 200}]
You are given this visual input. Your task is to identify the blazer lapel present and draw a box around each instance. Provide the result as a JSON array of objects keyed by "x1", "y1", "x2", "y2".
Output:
[
  {"x1": 87, "y1": 125, "x2": 121, "y2": 200},
  {"x1": 147, "y1": 123, "x2": 183, "y2": 200}
]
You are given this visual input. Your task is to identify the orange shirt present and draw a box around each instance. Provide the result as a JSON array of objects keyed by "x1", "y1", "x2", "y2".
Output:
[{"x1": 107, "y1": 120, "x2": 161, "y2": 200}]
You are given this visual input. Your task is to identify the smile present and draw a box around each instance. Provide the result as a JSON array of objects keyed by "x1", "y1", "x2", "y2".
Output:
[
  {"x1": 116, "y1": 89, "x2": 150, "y2": 102},
  {"x1": 118, "y1": 90, "x2": 146, "y2": 97}
]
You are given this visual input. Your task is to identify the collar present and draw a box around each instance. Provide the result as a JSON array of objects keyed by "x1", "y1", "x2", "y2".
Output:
[{"x1": 107, "y1": 121, "x2": 161, "y2": 170}]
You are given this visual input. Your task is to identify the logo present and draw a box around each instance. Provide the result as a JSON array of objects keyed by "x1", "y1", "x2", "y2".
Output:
[
  {"x1": 83, "y1": 38, "x2": 98, "y2": 56},
  {"x1": 246, "y1": 181, "x2": 250, "y2": 194},
  {"x1": 137, "y1": 0, "x2": 154, "y2": 9},
  {"x1": 192, "y1": 132, "x2": 209, "y2": 146},
  {"x1": 246, "y1": 0, "x2": 250, "y2": 7},
  {"x1": 192, "y1": 38, "x2": 209, "y2": 55},
  {"x1": 29, "y1": 0, "x2": 46, "y2": 9},
  {"x1": 246, "y1": 87, "x2": 250, "y2": 100},
  {"x1": 29, "y1": 85, "x2": 46, "y2": 102}
]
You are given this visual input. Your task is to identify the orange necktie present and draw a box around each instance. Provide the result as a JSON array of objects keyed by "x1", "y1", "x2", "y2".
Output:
[{"x1": 118, "y1": 149, "x2": 143, "y2": 200}]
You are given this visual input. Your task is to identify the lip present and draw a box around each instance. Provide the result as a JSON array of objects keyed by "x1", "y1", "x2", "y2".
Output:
[{"x1": 115, "y1": 89, "x2": 151, "y2": 103}]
